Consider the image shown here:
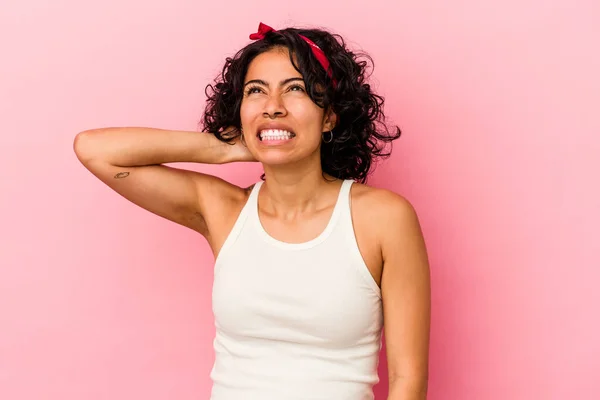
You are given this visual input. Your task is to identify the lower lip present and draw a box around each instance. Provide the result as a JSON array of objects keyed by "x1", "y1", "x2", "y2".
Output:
[{"x1": 258, "y1": 136, "x2": 295, "y2": 146}]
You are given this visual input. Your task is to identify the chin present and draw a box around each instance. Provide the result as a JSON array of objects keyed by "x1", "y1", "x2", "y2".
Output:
[
  {"x1": 255, "y1": 149, "x2": 310, "y2": 166},
  {"x1": 257, "y1": 154, "x2": 299, "y2": 166},
  {"x1": 251, "y1": 140, "x2": 321, "y2": 166}
]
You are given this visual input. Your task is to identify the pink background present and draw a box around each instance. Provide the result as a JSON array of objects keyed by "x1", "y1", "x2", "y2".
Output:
[{"x1": 1, "y1": 1, "x2": 599, "y2": 399}]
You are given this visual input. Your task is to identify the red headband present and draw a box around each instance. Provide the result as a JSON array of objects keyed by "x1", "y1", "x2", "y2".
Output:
[{"x1": 249, "y1": 22, "x2": 337, "y2": 88}]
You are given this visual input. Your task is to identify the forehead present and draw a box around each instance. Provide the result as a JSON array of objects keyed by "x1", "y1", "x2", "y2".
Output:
[{"x1": 244, "y1": 47, "x2": 302, "y2": 82}]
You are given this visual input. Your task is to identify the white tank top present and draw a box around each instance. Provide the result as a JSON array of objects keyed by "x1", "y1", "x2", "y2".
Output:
[{"x1": 210, "y1": 179, "x2": 383, "y2": 400}]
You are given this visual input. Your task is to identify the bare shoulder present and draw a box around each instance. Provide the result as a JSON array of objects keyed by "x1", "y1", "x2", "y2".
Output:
[
  {"x1": 347, "y1": 182, "x2": 424, "y2": 285},
  {"x1": 350, "y1": 182, "x2": 419, "y2": 225},
  {"x1": 350, "y1": 182, "x2": 424, "y2": 253}
]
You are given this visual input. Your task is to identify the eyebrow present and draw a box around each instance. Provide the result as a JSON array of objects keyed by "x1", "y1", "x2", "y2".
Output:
[{"x1": 243, "y1": 77, "x2": 304, "y2": 87}]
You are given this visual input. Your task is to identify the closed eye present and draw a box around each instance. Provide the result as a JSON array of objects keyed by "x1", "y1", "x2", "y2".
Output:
[
  {"x1": 244, "y1": 83, "x2": 304, "y2": 96},
  {"x1": 245, "y1": 86, "x2": 263, "y2": 95}
]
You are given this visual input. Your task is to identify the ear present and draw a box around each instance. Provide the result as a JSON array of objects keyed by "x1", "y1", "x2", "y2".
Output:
[{"x1": 322, "y1": 107, "x2": 338, "y2": 132}]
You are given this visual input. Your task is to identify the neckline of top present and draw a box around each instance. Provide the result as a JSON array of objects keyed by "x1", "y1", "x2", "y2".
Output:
[{"x1": 250, "y1": 179, "x2": 353, "y2": 250}]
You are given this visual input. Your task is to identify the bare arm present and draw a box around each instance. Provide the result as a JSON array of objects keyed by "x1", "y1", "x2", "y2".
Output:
[
  {"x1": 377, "y1": 192, "x2": 431, "y2": 400},
  {"x1": 73, "y1": 127, "x2": 252, "y2": 235}
]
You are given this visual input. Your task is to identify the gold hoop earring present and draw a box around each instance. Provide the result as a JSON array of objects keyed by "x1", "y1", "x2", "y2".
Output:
[{"x1": 322, "y1": 130, "x2": 333, "y2": 143}]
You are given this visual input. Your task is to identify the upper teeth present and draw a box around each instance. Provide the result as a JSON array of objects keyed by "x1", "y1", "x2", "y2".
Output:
[{"x1": 260, "y1": 129, "x2": 294, "y2": 140}]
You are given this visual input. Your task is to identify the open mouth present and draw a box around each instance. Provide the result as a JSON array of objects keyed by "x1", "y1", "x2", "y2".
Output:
[{"x1": 257, "y1": 129, "x2": 296, "y2": 141}]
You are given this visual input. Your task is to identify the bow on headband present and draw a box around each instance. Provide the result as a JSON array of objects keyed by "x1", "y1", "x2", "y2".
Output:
[{"x1": 249, "y1": 22, "x2": 337, "y2": 88}]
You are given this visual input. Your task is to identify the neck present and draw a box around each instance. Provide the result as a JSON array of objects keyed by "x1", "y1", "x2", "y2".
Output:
[{"x1": 260, "y1": 157, "x2": 340, "y2": 214}]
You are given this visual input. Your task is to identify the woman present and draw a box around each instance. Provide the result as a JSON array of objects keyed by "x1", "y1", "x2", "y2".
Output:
[{"x1": 74, "y1": 22, "x2": 431, "y2": 400}]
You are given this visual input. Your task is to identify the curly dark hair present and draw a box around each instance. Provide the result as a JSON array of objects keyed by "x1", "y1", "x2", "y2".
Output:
[{"x1": 200, "y1": 25, "x2": 401, "y2": 183}]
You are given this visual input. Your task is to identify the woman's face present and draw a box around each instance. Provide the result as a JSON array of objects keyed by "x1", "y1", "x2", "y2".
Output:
[{"x1": 239, "y1": 47, "x2": 336, "y2": 166}]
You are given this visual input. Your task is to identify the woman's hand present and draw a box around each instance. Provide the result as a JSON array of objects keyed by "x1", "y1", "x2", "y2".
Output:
[{"x1": 219, "y1": 127, "x2": 257, "y2": 163}]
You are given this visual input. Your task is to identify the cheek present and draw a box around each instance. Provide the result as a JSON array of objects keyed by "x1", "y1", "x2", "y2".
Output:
[
  {"x1": 285, "y1": 101, "x2": 323, "y2": 125},
  {"x1": 240, "y1": 99, "x2": 263, "y2": 120}
]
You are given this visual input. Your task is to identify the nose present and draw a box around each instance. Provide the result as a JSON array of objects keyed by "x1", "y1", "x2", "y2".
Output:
[{"x1": 263, "y1": 92, "x2": 287, "y2": 119}]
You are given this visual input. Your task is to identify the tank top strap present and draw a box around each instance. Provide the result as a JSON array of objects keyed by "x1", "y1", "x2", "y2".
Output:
[
  {"x1": 340, "y1": 178, "x2": 354, "y2": 199},
  {"x1": 248, "y1": 180, "x2": 264, "y2": 205},
  {"x1": 337, "y1": 179, "x2": 355, "y2": 217},
  {"x1": 245, "y1": 180, "x2": 263, "y2": 223}
]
